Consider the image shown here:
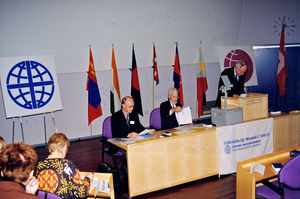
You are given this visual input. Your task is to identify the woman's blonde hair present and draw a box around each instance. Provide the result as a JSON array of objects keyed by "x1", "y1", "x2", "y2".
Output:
[
  {"x1": 48, "y1": 133, "x2": 70, "y2": 153},
  {"x1": 0, "y1": 136, "x2": 6, "y2": 151}
]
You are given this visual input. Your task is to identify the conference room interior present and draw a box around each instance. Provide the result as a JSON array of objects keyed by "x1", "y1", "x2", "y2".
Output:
[{"x1": 1, "y1": 1, "x2": 300, "y2": 199}]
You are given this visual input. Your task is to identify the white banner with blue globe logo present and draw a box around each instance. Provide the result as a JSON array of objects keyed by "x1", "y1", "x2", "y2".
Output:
[
  {"x1": 0, "y1": 55, "x2": 63, "y2": 118},
  {"x1": 217, "y1": 118, "x2": 273, "y2": 175},
  {"x1": 218, "y1": 46, "x2": 258, "y2": 87}
]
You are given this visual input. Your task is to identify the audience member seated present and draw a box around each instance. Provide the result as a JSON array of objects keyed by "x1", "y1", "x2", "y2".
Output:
[
  {"x1": 0, "y1": 136, "x2": 6, "y2": 182},
  {"x1": 0, "y1": 136, "x2": 6, "y2": 152},
  {"x1": 111, "y1": 96, "x2": 145, "y2": 138},
  {"x1": 160, "y1": 88, "x2": 183, "y2": 130},
  {"x1": 35, "y1": 133, "x2": 93, "y2": 199},
  {"x1": 0, "y1": 142, "x2": 40, "y2": 199}
]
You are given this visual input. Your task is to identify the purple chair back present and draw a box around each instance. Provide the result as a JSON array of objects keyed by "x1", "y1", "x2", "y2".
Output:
[
  {"x1": 256, "y1": 154, "x2": 300, "y2": 198},
  {"x1": 102, "y1": 116, "x2": 112, "y2": 139},
  {"x1": 279, "y1": 154, "x2": 300, "y2": 189},
  {"x1": 37, "y1": 191, "x2": 62, "y2": 199},
  {"x1": 150, "y1": 108, "x2": 161, "y2": 130}
]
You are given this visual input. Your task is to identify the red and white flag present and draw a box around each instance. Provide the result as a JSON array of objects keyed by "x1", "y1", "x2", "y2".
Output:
[
  {"x1": 196, "y1": 43, "x2": 208, "y2": 117},
  {"x1": 153, "y1": 44, "x2": 159, "y2": 85},
  {"x1": 277, "y1": 24, "x2": 287, "y2": 97}
]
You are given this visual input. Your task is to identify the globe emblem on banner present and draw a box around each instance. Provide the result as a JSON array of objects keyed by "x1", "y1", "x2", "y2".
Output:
[
  {"x1": 224, "y1": 144, "x2": 231, "y2": 155},
  {"x1": 224, "y1": 49, "x2": 253, "y2": 83},
  {"x1": 6, "y1": 60, "x2": 55, "y2": 110}
]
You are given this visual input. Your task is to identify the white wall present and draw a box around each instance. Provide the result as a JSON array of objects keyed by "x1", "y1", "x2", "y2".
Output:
[
  {"x1": 0, "y1": 0, "x2": 243, "y2": 73},
  {"x1": 0, "y1": 0, "x2": 299, "y2": 145}
]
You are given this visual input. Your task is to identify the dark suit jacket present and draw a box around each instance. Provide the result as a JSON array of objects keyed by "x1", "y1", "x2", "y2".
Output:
[
  {"x1": 160, "y1": 100, "x2": 182, "y2": 130},
  {"x1": 111, "y1": 109, "x2": 145, "y2": 138},
  {"x1": 215, "y1": 67, "x2": 246, "y2": 107}
]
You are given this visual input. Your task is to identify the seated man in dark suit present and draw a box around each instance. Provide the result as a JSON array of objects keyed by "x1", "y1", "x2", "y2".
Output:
[
  {"x1": 215, "y1": 60, "x2": 248, "y2": 107},
  {"x1": 111, "y1": 96, "x2": 145, "y2": 138},
  {"x1": 160, "y1": 88, "x2": 183, "y2": 130}
]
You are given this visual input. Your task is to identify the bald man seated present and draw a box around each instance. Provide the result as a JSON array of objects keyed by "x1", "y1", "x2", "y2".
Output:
[{"x1": 111, "y1": 96, "x2": 145, "y2": 138}]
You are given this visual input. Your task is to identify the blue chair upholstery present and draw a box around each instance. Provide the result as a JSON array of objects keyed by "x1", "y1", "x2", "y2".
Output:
[
  {"x1": 149, "y1": 108, "x2": 161, "y2": 130},
  {"x1": 256, "y1": 154, "x2": 300, "y2": 198}
]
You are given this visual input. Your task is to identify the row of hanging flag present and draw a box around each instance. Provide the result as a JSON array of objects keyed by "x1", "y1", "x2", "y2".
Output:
[{"x1": 86, "y1": 42, "x2": 208, "y2": 125}]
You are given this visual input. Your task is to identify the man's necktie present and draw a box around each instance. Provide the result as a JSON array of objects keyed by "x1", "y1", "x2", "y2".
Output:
[{"x1": 126, "y1": 115, "x2": 129, "y2": 126}]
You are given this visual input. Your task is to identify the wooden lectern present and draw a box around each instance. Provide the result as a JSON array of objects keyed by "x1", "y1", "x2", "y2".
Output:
[{"x1": 221, "y1": 93, "x2": 268, "y2": 122}]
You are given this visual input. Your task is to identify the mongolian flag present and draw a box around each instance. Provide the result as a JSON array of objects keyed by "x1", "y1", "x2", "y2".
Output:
[
  {"x1": 110, "y1": 45, "x2": 121, "y2": 114},
  {"x1": 197, "y1": 43, "x2": 208, "y2": 117},
  {"x1": 86, "y1": 46, "x2": 102, "y2": 125},
  {"x1": 153, "y1": 44, "x2": 159, "y2": 85},
  {"x1": 173, "y1": 43, "x2": 184, "y2": 106},
  {"x1": 277, "y1": 23, "x2": 287, "y2": 97},
  {"x1": 130, "y1": 45, "x2": 143, "y2": 116}
]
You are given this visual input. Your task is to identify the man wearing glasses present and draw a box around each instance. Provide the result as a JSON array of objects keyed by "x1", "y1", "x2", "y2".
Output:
[
  {"x1": 160, "y1": 88, "x2": 183, "y2": 130},
  {"x1": 111, "y1": 96, "x2": 145, "y2": 138}
]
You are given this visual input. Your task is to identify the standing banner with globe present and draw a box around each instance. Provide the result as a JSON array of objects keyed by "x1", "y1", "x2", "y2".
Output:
[
  {"x1": 0, "y1": 55, "x2": 63, "y2": 118},
  {"x1": 218, "y1": 46, "x2": 258, "y2": 87}
]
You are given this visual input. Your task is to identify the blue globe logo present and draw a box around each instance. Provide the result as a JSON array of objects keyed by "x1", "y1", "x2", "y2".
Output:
[
  {"x1": 224, "y1": 144, "x2": 231, "y2": 154},
  {"x1": 6, "y1": 60, "x2": 55, "y2": 109}
]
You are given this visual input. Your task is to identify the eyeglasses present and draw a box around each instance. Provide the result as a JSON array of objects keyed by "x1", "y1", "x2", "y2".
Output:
[{"x1": 126, "y1": 104, "x2": 135, "y2": 109}]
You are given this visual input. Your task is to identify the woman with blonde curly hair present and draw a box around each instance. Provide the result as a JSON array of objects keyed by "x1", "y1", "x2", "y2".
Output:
[
  {"x1": 0, "y1": 142, "x2": 40, "y2": 199},
  {"x1": 34, "y1": 133, "x2": 93, "y2": 199}
]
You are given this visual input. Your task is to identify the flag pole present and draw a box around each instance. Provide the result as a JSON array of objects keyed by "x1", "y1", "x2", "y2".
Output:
[
  {"x1": 90, "y1": 123, "x2": 92, "y2": 137},
  {"x1": 275, "y1": 18, "x2": 286, "y2": 111},
  {"x1": 152, "y1": 42, "x2": 155, "y2": 110},
  {"x1": 89, "y1": 44, "x2": 92, "y2": 137}
]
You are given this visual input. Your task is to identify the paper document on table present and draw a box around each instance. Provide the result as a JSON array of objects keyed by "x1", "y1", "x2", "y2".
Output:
[
  {"x1": 175, "y1": 106, "x2": 192, "y2": 125},
  {"x1": 138, "y1": 129, "x2": 153, "y2": 136},
  {"x1": 112, "y1": 138, "x2": 137, "y2": 145},
  {"x1": 250, "y1": 163, "x2": 265, "y2": 175},
  {"x1": 174, "y1": 125, "x2": 192, "y2": 131},
  {"x1": 90, "y1": 177, "x2": 110, "y2": 195}
]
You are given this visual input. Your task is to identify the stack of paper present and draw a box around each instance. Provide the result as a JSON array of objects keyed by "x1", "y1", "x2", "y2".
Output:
[
  {"x1": 250, "y1": 163, "x2": 265, "y2": 175},
  {"x1": 90, "y1": 177, "x2": 110, "y2": 196},
  {"x1": 175, "y1": 106, "x2": 192, "y2": 125}
]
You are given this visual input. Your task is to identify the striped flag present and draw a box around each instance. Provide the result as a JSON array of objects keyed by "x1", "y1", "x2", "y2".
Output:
[
  {"x1": 131, "y1": 45, "x2": 143, "y2": 116},
  {"x1": 110, "y1": 45, "x2": 121, "y2": 114},
  {"x1": 153, "y1": 44, "x2": 159, "y2": 85},
  {"x1": 86, "y1": 46, "x2": 102, "y2": 125},
  {"x1": 197, "y1": 43, "x2": 208, "y2": 117},
  {"x1": 277, "y1": 23, "x2": 287, "y2": 97},
  {"x1": 173, "y1": 43, "x2": 184, "y2": 106}
]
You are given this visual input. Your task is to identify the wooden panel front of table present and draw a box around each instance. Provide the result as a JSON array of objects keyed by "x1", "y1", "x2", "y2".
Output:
[
  {"x1": 236, "y1": 146, "x2": 300, "y2": 199},
  {"x1": 109, "y1": 127, "x2": 219, "y2": 197},
  {"x1": 221, "y1": 93, "x2": 268, "y2": 122},
  {"x1": 272, "y1": 112, "x2": 300, "y2": 152}
]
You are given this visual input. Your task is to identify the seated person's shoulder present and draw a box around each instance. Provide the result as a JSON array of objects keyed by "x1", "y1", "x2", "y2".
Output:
[
  {"x1": 111, "y1": 110, "x2": 121, "y2": 118},
  {"x1": 160, "y1": 100, "x2": 168, "y2": 107}
]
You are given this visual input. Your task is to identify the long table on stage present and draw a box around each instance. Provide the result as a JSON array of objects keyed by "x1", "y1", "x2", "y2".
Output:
[
  {"x1": 272, "y1": 111, "x2": 300, "y2": 152},
  {"x1": 108, "y1": 112, "x2": 300, "y2": 197},
  {"x1": 109, "y1": 126, "x2": 219, "y2": 197}
]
